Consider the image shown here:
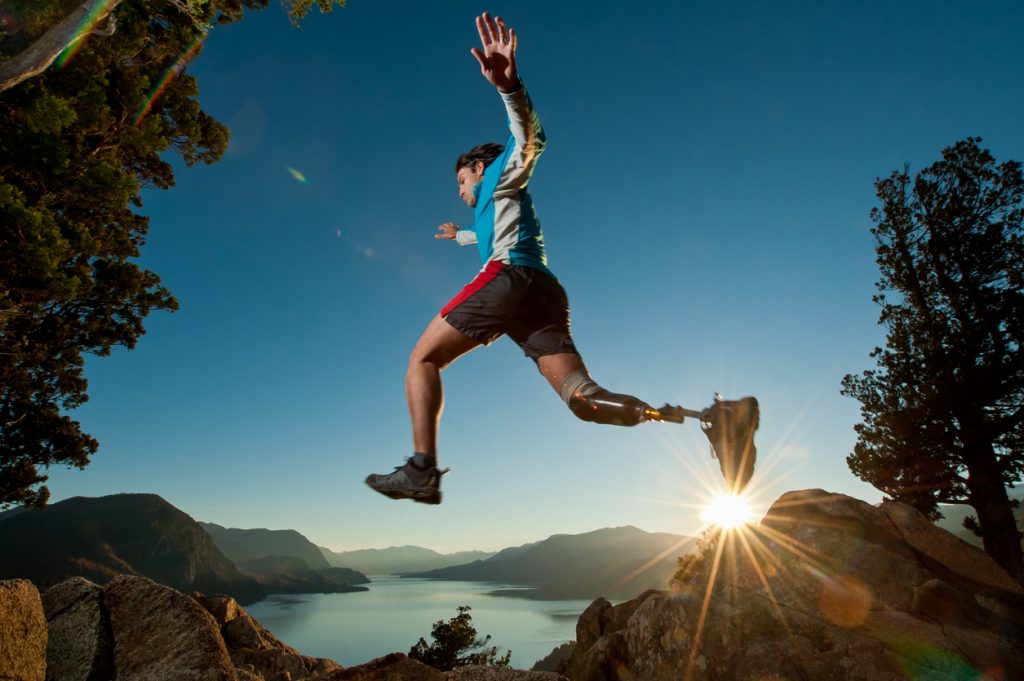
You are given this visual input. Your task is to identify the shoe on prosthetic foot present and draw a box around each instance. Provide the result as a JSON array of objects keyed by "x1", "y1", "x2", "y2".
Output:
[
  {"x1": 365, "y1": 458, "x2": 447, "y2": 505},
  {"x1": 701, "y1": 396, "x2": 759, "y2": 494}
]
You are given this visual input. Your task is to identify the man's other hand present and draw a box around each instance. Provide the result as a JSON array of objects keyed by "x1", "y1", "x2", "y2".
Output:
[
  {"x1": 471, "y1": 12, "x2": 518, "y2": 93},
  {"x1": 435, "y1": 223, "x2": 460, "y2": 239}
]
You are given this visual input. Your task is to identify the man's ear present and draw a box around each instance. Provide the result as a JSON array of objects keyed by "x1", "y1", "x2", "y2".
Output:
[{"x1": 475, "y1": 160, "x2": 486, "y2": 175}]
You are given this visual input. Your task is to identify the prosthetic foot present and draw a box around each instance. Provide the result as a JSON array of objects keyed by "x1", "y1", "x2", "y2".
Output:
[{"x1": 700, "y1": 396, "x2": 759, "y2": 494}]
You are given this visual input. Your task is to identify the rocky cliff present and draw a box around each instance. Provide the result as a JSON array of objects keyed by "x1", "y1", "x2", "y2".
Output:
[
  {"x1": 560, "y1": 489, "x2": 1024, "y2": 680},
  {"x1": 0, "y1": 574, "x2": 566, "y2": 681}
]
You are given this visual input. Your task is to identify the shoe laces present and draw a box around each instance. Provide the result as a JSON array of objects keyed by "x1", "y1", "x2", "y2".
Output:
[{"x1": 394, "y1": 457, "x2": 451, "y2": 476}]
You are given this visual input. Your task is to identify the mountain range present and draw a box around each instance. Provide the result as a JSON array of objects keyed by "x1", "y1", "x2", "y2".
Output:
[
  {"x1": 319, "y1": 545, "x2": 495, "y2": 575},
  {"x1": 405, "y1": 526, "x2": 696, "y2": 600},
  {"x1": 200, "y1": 522, "x2": 332, "y2": 569},
  {"x1": 0, "y1": 492, "x2": 698, "y2": 604},
  {"x1": 0, "y1": 494, "x2": 370, "y2": 604},
  {"x1": 0, "y1": 493, "x2": 267, "y2": 604},
  {"x1": 935, "y1": 497, "x2": 1024, "y2": 548}
]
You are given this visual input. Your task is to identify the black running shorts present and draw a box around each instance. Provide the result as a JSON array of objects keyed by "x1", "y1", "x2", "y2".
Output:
[{"x1": 440, "y1": 262, "x2": 579, "y2": 359}]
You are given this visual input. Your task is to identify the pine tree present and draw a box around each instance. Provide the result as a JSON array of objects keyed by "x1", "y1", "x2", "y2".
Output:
[
  {"x1": 0, "y1": 0, "x2": 343, "y2": 507},
  {"x1": 409, "y1": 606, "x2": 512, "y2": 672},
  {"x1": 842, "y1": 137, "x2": 1024, "y2": 583}
]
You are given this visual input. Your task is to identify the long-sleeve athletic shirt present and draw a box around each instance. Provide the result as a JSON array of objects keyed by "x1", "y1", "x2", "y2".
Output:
[{"x1": 454, "y1": 81, "x2": 553, "y2": 278}]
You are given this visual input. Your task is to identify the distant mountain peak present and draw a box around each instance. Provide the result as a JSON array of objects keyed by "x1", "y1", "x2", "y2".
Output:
[{"x1": 0, "y1": 493, "x2": 265, "y2": 603}]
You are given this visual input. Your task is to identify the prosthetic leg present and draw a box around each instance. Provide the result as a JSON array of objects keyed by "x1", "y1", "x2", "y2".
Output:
[{"x1": 561, "y1": 371, "x2": 759, "y2": 492}]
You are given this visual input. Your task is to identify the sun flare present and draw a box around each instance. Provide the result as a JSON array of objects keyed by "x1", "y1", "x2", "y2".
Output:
[{"x1": 700, "y1": 492, "x2": 753, "y2": 529}]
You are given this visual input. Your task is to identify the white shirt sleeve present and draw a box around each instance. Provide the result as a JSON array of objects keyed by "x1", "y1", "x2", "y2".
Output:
[{"x1": 455, "y1": 229, "x2": 477, "y2": 246}]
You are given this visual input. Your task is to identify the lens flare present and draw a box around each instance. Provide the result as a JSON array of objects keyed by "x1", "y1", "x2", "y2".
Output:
[
  {"x1": 287, "y1": 167, "x2": 308, "y2": 183},
  {"x1": 55, "y1": 0, "x2": 120, "y2": 68},
  {"x1": 132, "y1": 38, "x2": 205, "y2": 128},
  {"x1": 700, "y1": 492, "x2": 753, "y2": 529}
]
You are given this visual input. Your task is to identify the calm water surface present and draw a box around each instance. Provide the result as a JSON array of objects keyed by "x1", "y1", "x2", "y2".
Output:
[{"x1": 245, "y1": 576, "x2": 593, "y2": 669}]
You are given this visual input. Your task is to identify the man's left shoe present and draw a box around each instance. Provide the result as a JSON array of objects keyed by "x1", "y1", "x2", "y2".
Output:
[
  {"x1": 365, "y1": 459, "x2": 446, "y2": 505},
  {"x1": 701, "y1": 396, "x2": 759, "y2": 494}
]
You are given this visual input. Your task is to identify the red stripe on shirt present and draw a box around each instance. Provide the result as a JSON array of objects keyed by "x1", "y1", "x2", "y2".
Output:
[{"x1": 440, "y1": 260, "x2": 506, "y2": 317}]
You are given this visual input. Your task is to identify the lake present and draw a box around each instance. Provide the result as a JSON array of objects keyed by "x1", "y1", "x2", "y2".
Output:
[{"x1": 244, "y1": 576, "x2": 596, "y2": 670}]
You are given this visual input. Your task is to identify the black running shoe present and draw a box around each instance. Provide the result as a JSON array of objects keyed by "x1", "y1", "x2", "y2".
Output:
[
  {"x1": 701, "y1": 397, "x2": 759, "y2": 494},
  {"x1": 365, "y1": 459, "x2": 446, "y2": 505}
]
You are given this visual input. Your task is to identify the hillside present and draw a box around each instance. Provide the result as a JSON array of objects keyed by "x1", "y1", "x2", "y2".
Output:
[
  {"x1": 0, "y1": 494, "x2": 266, "y2": 604},
  {"x1": 405, "y1": 526, "x2": 695, "y2": 599},
  {"x1": 934, "y1": 496, "x2": 1024, "y2": 548},
  {"x1": 200, "y1": 522, "x2": 331, "y2": 570},
  {"x1": 320, "y1": 545, "x2": 496, "y2": 574}
]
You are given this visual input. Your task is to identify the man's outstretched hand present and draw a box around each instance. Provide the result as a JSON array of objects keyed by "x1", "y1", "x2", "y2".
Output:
[
  {"x1": 471, "y1": 12, "x2": 518, "y2": 93},
  {"x1": 435, "y1": 222, "x2": 459, "y2": 240}
]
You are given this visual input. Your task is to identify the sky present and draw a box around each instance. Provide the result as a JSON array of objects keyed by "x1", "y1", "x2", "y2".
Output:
[{"x1": 45, "y1": 0, "x2": 1024, "y2": 553}]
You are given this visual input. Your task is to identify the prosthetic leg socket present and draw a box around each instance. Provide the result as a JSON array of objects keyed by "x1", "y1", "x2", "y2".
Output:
[{"x1": 560, "y1": 370, "x2": 653, "y2": 427}]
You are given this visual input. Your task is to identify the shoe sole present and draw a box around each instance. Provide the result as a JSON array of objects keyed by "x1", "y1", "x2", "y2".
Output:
[{"x1": 367, "y1": 482, "x2": 442, "y2": 505}]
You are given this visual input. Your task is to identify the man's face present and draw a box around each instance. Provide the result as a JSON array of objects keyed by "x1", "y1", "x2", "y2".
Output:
[{"x1": 456, "y1": 161, "x2": 486, "y2": 207}]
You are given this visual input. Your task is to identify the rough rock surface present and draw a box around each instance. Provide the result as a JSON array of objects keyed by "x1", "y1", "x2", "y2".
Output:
[
  {"x1": 448, "y1": 666, "x2": 568, "y2": 680},
  {"x1": 0, "y1": 579, "x2": 47, "y2": 681},
  {"x1": 41, "y1": 577, "x2": 113, "y2": 681},
  {"x1": 306, "y1": 652, "x2": 445, "y2": 680},
  {"x1": 4, "y1": 574, "x2": 550, "y2": 681},
  {"x1": 104, "y1": 575, "x2": 237, "y2": 681},
  {"x1": 563, "y1": 489, "x2": 1024, "y2": 681},
  {"x1": 196, "y1": 594, "x2": 342, "y2": 681}
]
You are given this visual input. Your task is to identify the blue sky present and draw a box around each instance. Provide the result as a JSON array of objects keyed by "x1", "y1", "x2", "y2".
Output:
[{"x1": 48, "y1": 0, "x2": 1024, "y2": 552}]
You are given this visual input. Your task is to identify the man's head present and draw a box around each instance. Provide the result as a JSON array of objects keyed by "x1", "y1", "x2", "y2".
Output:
[{"x1": 455, "y1": 143, "x2": 504, "y2": 207}]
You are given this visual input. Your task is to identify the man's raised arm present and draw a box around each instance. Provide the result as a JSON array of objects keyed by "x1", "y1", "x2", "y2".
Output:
[{"x1": 471, "y1": 13, "x2": 545, "y2": 186}]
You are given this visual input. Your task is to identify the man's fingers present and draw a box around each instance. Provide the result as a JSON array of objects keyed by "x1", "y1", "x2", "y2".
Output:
[
  {"x1": 476, "y1": 14, "x2": 494, "y2": 47},
  {"x1": 475, "y1": 15, "x2": 488, "y2": 47},
  {"x1": 470, "y1": 47, "x2": 486, "y2": 71},
  {"x1": 482, "y1": 12, "x2": 499, "y2": 41},
  {"x1": 509, "y1": 27, "x2": 516, "y2": 53},
  {"x1": 496, "y1": 17, "x2": 509, "y2": 44}
]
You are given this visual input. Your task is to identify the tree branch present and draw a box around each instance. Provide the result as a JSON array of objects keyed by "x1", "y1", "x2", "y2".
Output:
[{"x1": 0, "y1": 0, "x2": 123, "y2": 93}]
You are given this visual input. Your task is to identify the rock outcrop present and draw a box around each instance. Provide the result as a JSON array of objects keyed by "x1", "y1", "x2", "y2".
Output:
[
  {"x1": 0, "y1": 579, "x2": 47, "y2": 681},
  {"x1": 41, "y1": 577, "x2": 112, "y2": 681},
  {"x1": 1, "y1": 575, "x2": 553, "y2": 680},
  {"x1": 105, "y1": 575, "x2": 237, "y2": 681},
  {"x1": 562, "y1": 489, "x2": 1024, "y2": 680}
]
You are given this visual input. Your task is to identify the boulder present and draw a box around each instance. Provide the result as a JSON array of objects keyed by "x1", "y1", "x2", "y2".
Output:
[
  {"x1": 41, "y1": 577, "x2": 113, "y2": 681},
  {"x1": 0, "y1": 579, "x2": 47, "y2": 681},
  {"x1": 222, "y1": 614, "x2": 295, "y2": 653},
  {"x1": 104, "y1": 574, "x2": 237, "y2": 681},
  {"x1": 529, "y1": 642, "x2": 573, "y2": 673},
  {"x1": 194, "y1": 593, "x2": 344, "y2": 681},
  {"x1": 200, "y1": 595, "x2": 243, "y2": 626},
  {"x1": 448, "y1": 667, "x2": 568, "y2": 680},
  {"x1": 228, "y1": 648, "x2": 320, "y2": 681},
  {"x1": 564, "y1": 489, "x2": 1024, "y2": 681},
  {"x1": 306, "y1": 652, "x2": 445, "y2": 680}
]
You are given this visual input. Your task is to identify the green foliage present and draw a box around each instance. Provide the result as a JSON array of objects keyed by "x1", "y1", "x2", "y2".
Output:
[
  {"x1": 0, "y1": 0, "x2": 340, "y2": 508},
  {"x1": 671, "y1": 528, "x2": 718, "y2": 588},
  {"x1": 842, "y1": 137, "x2": 1024, "y2": 580},
  {"x1": 408, "y1": 606, "x2": 512, "y2": 672}
]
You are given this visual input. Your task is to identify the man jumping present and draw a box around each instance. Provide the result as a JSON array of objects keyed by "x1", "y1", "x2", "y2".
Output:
[{"x1": 365, "y1": 13, "x2": 758, "y2": 505}]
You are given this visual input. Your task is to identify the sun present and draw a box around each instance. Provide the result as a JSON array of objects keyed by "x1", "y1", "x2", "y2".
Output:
[{"x1": 700, "y1": 492, "x2": 754, "y2": 529}]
